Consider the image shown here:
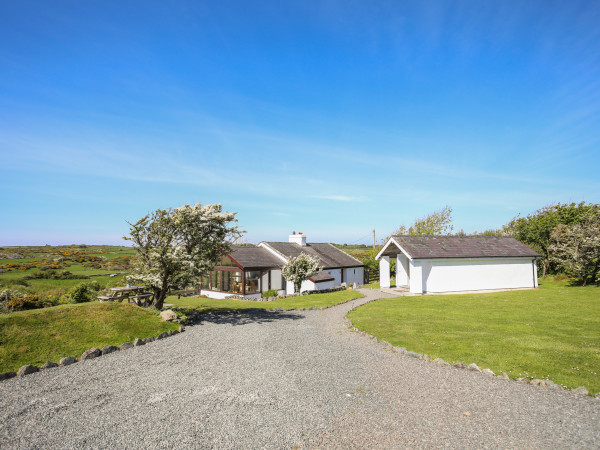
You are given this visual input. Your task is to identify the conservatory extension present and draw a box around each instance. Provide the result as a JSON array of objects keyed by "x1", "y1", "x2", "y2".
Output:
[{"x1": 199, "y1": 247, "x2": 285, "y2": 299}]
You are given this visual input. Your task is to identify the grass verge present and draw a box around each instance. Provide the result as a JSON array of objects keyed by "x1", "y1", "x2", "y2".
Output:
[
  {"x1": 347, "y1": 278, "x2": 600, "y2": 395},
  {"x1": 166, "y1": 289, "x2": 363, "y2": 312},
  {"x1": 0, "y1": 302, "x2": 178, "y2": 372}
]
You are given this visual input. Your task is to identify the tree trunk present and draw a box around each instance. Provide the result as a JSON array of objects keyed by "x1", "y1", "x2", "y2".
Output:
[
  {"x1": 295, "y1": 281, "x2": 301, "y2": 294},
  {"x1": 152, "y1": 286, "x2": 167, "y2": 310},
  {"x1": 542, "y1": 259, "x2": 547, "y2": 280}
]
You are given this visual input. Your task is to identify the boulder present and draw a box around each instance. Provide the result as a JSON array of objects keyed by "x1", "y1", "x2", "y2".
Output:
[
  {"x1": 544, "y1": 379, "x2": 561, "y2": 390},
  {"x1": 60, "y1": 356, "x2": 76, "y2": 366},
  {"x1": 159, "y1": 310, "x2": 177, "y2": 322},
  {"x1": 394, "y1": 347, "x2": 407, "y2": 354},
  {"x1": 468, "y1": 363, "x2": 481, "y2": 372},
  {"x1": 134, "y1": 338, "x2": 145, "y2": 347},
  {"x1": 406, "y1": 351, "x2": 422, "y2": 359},
  {"x1": 142, "y1": 337, "x2": 154, "y2": 344},
  {"x1": 102, "y1": 345, "x2": 119, "y2": 355},
  {"x1": 119, "y1": 342, "x2": 134, "y2": 351},
  {"x1": 516, "y1": 377, "x2": 528, "y2": 383},
  {"x1": 17, "y1": 365, "x2": 39, "y2": 377},
  {"x1": 572, "y1": 386, "x2": 589, "y2": 396},
  {"x1": 40, "y1": 361, "x2": 58, "y2": 369},
  {"x1": 80, "y1": 348, "x2": 102, "y2": 361},
  {"x1": 420, "y1": 354, "x2": 431, "y2": 361},
  {"x1": 500, "y1": 372, "x2": 510, "y2": 380},
  {"x1": 531, "y1": 379, "x2": 547, "y2": 387},
  {"x1": 179, "y1": 325, "x2": 185, "y2": 333},
  {"x1": 452, "y1": 362, "x2": 466, "y2": 369},
  {"x1": 433, "y1": 358, "x2": 450, "y2": 367},
  {"x1": 482, "y1": 368, "x2": 495, "y2": 377},
  {"x1": 0, "y1": 372, "x2": 16, "y2": 381},
  {"x1": 156, "y1": 332, "x2": 168, "y2": 340}
]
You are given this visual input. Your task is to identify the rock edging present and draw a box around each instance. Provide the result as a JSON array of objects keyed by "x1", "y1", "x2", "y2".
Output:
[{"x1": 0, "y1": 324, "x2": 185, "y2": 383}]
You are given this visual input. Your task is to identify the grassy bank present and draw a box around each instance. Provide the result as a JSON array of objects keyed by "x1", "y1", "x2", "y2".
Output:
[
  {"x1": 0, "y1": 302, "x2": 178, "y2": 373},
  {"x1": 167, "y1": 289, "x2": 363, "y2": 312},
  {"x1": 347, "y1": 278, "x2": 600, "y2": 395}
]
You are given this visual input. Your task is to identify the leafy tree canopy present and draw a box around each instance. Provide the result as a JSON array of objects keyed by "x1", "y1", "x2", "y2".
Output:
[
  {"x1": 549, "y1": 208, "x2": 600, "y2": 286},
  {"x1": 282, "y1": 253, "x2": 322, "y2": 294},
  {"x1": 124, "y1": 203, "x2": 241, "y2": 309},
  {"x1": 504, "y1": 202, "x2": 598, "y2": 278},
  {"x1": 392, "y1": 205, "x2": 453, "y2": 237}
]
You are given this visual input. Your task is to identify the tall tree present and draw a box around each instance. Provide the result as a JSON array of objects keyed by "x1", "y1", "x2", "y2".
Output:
[
  {"x1": 504, "y1": 202, "x2": 597, "y2": 279},
  {"x1": 549, "y1": 208, "x2": 600, "y2": 286},
  {"x1": 125, "y1": 203, "x2": 240, "y2": 309},
  {"x1": 282, "y1": 253, "x2": 322, "y2": 294},
  {"x1": 392, "y1": 205, "x2": 453, "y2": 237}
]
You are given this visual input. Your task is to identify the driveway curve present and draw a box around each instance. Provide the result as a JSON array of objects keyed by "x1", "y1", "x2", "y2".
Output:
[{"x1": 1, "y1": 289, "x2": 599, "y2": 448}]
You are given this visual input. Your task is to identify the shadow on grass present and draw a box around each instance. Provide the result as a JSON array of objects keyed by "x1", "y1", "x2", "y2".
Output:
[{"x1": 175, "y1": 307, "x2": 305, "y2": 327}]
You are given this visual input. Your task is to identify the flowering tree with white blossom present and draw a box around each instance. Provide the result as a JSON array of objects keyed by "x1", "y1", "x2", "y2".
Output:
[
  {"x1": 124, "y1": 203, "x2": 241, "y2": 309},
  {"x1": 282, "y1": 253, "x2": 322, "y2": 294}
]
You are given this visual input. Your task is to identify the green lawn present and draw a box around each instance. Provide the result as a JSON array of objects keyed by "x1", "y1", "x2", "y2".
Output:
[
  {"x1": 0, "y1": 302, "x2": 178, "y2": 373},
  {"x1": 347, "y1": 278, "x2": 600, "y2": 395},
  {"x1": 166, "y1": 289, "x2": 363, "y2": 312}
]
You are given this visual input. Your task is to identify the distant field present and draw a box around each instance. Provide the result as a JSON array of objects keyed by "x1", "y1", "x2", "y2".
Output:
[
  {"x1": 348, "y1": 277, "x2": 600, "y2": 395},
  {"x1": 0, "y1": 245, "x2": 135, "y2": 297}
]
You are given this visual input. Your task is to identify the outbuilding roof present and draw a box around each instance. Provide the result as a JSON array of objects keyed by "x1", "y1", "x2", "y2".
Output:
[
  {"x1": 260, "y1": 242, "x2": 364, "y2": 269},
  {"x1": 309, "y1": 271, "x2": 336, "y2": 283},
  {"x1": 228, "y1": 246, "x2": 285, "y2": 269},
  {"x1": 379, "y1": 235, "x2": 540, "y2": 259}
]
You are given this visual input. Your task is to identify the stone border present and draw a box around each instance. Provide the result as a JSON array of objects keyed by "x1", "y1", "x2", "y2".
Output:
[
  {"x1": 0, "y1": 324, "x2": 185, "y2": 382},
  {"x1": 223, "y1": 286, "x2": 347, "y2": 302},
  {"x1": 344, "y1": 305, "x2": 599, "y2": 400}
]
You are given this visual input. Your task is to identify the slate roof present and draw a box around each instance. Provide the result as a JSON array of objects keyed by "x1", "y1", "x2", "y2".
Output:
[
  {"x1": 260, "y1": 242, "x2": 364, "y2": 269},
  {"x1": 228, "y1": 246, "x2": 284, "y2": 269},
  {"x1": 381, "y1": 235, "x2": 540, "y2": 259},
  {"x1": 309, "y1": 271, "x2": 336, "y2": 283}
]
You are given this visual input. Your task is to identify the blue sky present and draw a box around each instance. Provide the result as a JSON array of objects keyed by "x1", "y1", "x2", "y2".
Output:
[{"x1": 1, "y1": 1, "x2": 599, "y2": 246}]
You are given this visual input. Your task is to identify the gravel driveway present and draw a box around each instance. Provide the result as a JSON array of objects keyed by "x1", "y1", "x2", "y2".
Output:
[{"x1": 1, "y1": 289, "x2": 599, "y2": 448}]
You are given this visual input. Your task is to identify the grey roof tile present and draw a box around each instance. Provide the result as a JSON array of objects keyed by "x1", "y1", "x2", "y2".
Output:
[
  {"x1": 383, "y1": 235, "x2": 540, "y2": 259},
  {"x1": 260, "y1": 242, "x2": 364, "y2": 269},
  {"x1": 229, "y1": 246, "x2": 284, "y2": 269}
]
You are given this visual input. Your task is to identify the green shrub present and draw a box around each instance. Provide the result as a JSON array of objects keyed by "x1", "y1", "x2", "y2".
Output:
[
  {"x1": 262, "y1": 289, "x2": 278, "y2": 298},
  {"x1": 7, "y1": 294, "x2": 44, "y2": 311},
  {"x1": 68, "y1": 283, "x2": 96, "y2": 303}
]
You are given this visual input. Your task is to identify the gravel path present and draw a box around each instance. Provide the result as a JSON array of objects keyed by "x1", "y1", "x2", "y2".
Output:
[{"x1": 1, "y1": 289, "x2": 599, "y2": 448}]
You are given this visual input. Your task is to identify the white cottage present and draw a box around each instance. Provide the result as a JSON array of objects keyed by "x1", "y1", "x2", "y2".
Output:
[
  {"x1": 200, "y1": 233, "x2": 364, "y2": 299},
  {"x1": 376, "y1": 235, "x2": 540, "y2": 294}
]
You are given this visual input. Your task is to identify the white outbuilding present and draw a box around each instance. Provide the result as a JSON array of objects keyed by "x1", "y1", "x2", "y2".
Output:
[{"x1": 376, "y1": 235, "x2": 540, "y2": 294}]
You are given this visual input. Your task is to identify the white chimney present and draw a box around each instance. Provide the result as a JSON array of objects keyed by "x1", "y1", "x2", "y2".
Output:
[{"x1": 289, "y1": 231, "x2": 307, "y2": 246}]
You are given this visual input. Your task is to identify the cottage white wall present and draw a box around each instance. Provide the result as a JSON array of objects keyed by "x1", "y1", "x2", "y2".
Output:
[
  {"x1": 396, "y1": 253, "x2": 409, "y2": 286},
  {"x1": 286, "y1": 279, "x2": 318, "y2": 293},
  {"x1": 343, "y1": 267, "x2": 364, "y2": 286},
  {"x1": 270, "y1": 269, "x2": 283, "y2": 290},
  {"x1": 324, "y1": 269, "x2": 342, "y2": 285},
  {"x1": 380, "y1": 256, "x2": 391, "y2": 288},
  {"x1": 261, "y1": 272, "x2": 269, "y2": 292},
  {"x1": 422, "y1": 258, "x2": 537, "y2": 293},
  {"x1": 313, "y1": 280, "x2": 336, "y2": 290},
  {"x1": 200, "y1": 290, "x2": 261, "y2": 299},
  {"x1": 409, "y1": 260, "x2": 423, "y2": 294}
]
